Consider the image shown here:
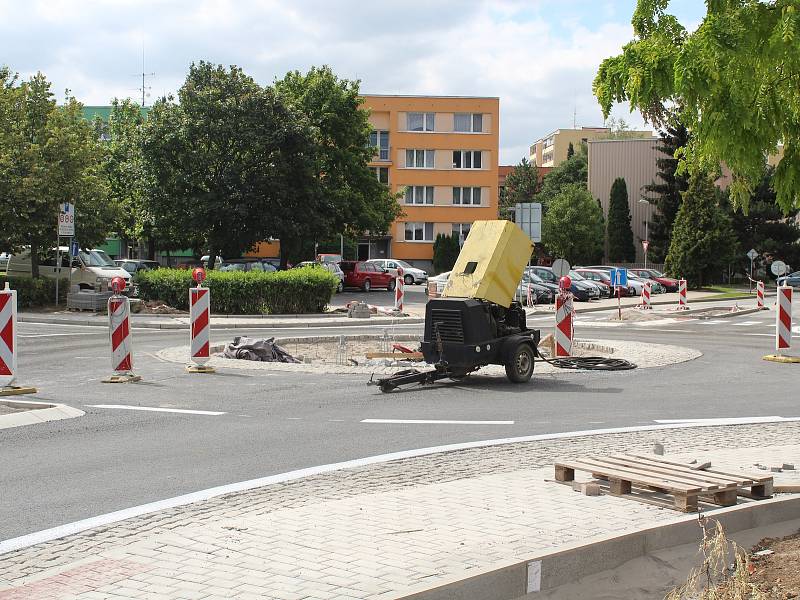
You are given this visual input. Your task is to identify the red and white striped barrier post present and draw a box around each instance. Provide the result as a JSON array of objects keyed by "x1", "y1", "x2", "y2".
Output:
[
  {"x1": 527, "y1": 282, "x2": 533, "y2": 307},
  {"x1": 555, "y1": 276, "x2": 573, "y2": 357},
  {"x1": 776, "y1": 285, "x2": 792, "y2": 355},
  {"x1": 0, "y1": 283, "x2": 37, "y2": 396},
  {"x1": 641, "y1": 281, "x2": 652, "y2": 309},
  {"x1": 188, "y1": 268, "x2": 215, "y2": 373},
  {"x1": 677, "y1": 279, "x2": 688, "y2": 310},
  {"x1": 103, "y1": 277, "x2": 140, "y2": 383},
  {"x1": 394, "y1": 267, "x2": 404, "y2": 312},
  {"x1": 757, "y1": 280, "x2": 765, "y2": 310}
]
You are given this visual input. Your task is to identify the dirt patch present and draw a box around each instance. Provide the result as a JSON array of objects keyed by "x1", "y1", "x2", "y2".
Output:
[
  {"x1": 139, "y1": 300, "x2": 185, "y2": 315},
  {"x1": 748, "y1": 530, "x2": 800, "y2": 597}
]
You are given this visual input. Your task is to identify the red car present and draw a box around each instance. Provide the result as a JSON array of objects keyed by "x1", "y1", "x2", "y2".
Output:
[
  {"x1": 575, "y1": 269, "x2": 637, "y2": 297},
  {"x1": 629, "y1": 269, "x2": 679, "y2": 292},
  {"x1": 340, "y1": 261, "x2": 396, "y2": 292}
]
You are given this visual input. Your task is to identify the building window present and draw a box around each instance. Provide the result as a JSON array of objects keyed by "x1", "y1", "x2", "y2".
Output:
[
  {"x1": 452, "y1": 150, "x2": 482, "y2": 169},
  {"x1": 407, "y1": 112, "x2": 435, "y2": 132},
  {"x1": 369, "y1": 130, "x2": 389, "y2": 161},
  {"x1": 404, "y1": 222, "x2": 434, "y2": 242},
  {"x1": 542, "y1": 149, "x2": 554, "y2": 164},
  {"x1": 452, "y1": 187, "x2": 482, "y2": 205},
  {"x1": 452, "y1": 223, "x2": 471, "y2": 242},
  {"x1": 405, "y1": 186, "x2": 434, "y2": 205},
  {"x1": 543, "y1": 136, "x2": 554, "y2": 149},
  {"x1": 454, "y1": 113, "x2": 483, "y2": 133},
  {"x1": 370, "y1": 167, "x2": 389, "y2": 184},
  {"x1": 405, "y1": 149, "x2": 435, "y2": 168}
]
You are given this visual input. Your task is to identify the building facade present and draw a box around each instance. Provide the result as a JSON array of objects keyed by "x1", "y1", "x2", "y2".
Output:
[
  {"x1": 361, "y1": 95, "x2": 500, "y2": 270},
  {"x1": 587, "y1": 138, "x2": 661, "y2": 262},
  {"x1": 529, "y1": 126, "x2": 653, "y2": 168}
]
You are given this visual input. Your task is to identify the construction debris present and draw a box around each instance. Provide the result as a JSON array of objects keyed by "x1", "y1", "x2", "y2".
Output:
[{"x1": 222, "y1": 336, "x2": 300, "y2": 363}]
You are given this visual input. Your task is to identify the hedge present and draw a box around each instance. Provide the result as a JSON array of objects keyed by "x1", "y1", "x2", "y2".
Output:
[
  {"x1": 136, "y1": 267, "x2": 338, "y2": 314},
  {"x1": 0, "y1": 276, "x2": 68, "y2": 308}
]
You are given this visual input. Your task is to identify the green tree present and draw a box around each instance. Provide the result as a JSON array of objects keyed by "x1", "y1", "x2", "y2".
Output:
[
  {"x1": 537, "y1": 145, "x2": 588, "y2": 207},
  {"x1": 607, "y1": 177, "x2": 636, "y2": 262},
  {"x1": 542, "y1": 184, "x2": 604, "y2": 264},
  {"x1": 643, "y1": 116, "x2": 690, "y2": 262},
  {"x1": 0, "y1": 70, "x2": 110, "y2": 276},
  {"x1": 664, "y1": 174, "x2": 739, "y2": 287},
  {"x1": 432, "y1": 233, "x2": 460, "y2": 274},
  {"x1": 273, "y1": 66, "x2": 402, "y2": 266},
  {"x1": 142, "y1": 62, "x2": 311, "y2": 267},
  {"x1": 594, "y1": 0, "x2": 800, "y2": 212},
  {"x1": 500, "y1": 157, "x2": 539, "y2": 218},
  {"x1": 566, "y1": 142, "x2": 575, "y2": 159}
]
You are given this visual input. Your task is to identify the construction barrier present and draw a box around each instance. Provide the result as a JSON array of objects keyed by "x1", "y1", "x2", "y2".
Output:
[
  {"x1": 757, "y1": 280, "x2": 765, "y2": 309},
  {"x1": 0, "y1": 283, "x2": 17, "y2": 387},
  {"x1": 104, "y1": 277, "x2": 139, "y2": 383},
  {"x1": 641, "y1": 281, "x2": 652, "y2": 309},
  {"x1": 395, "y1": 267, "x2": 404, "y2": 312},
  {"x1": 526, "y1": 283, "x2": 533, "y2": 307},
  {"x1": 677, "y1": 279, "x2": 688, "y2": 310},
  {"x1": 776, "y1": 286, "x2": 792, "y2": 353},
  {"x1": 555, "y1": 291, "x2": 574, "y2": 357}
]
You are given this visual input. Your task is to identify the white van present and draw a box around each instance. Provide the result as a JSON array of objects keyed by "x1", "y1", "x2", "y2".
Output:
[{"x1": 6, "y1": 247, "x2": 135, "y2": 295}]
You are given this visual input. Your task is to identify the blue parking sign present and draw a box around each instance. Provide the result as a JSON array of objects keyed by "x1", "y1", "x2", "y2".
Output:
[
  {"x1": 610, "y1": 267, "x2": 628, "y2": 287},
  {"x1": 70, "y1": 240, "x2": 79, "y2": 257}
]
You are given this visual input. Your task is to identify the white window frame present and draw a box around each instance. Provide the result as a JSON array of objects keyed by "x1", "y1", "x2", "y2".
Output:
[
  {"x1": 370, "y1": 166, "x2": 389, "y2": 184},
  {"x1": 454, "y1": 113, "x2": 483, "y2": 133},
  {"x1": 452, "y1": 150, "x2": 483, "y2": 169},
  {"x1": 405, "y1": 149, "x2": 435, "y2": 169},
  {"x1": 404, "y1": 186, "x2": 434, "y2": 205},
  {"x1": 404, "y1": 222, "x2": 434, "y2": 242},
  {"x1": 406, "y1": 112, "x2": 435, "y2": 132},
  {"x1": 452, "y1": 187, "x2": 482, "y2": 206},
  {"x1": 452, "y1": 223, "x2": 472, "y2": 242},
  {"x1": 369, "y1": 130, "x2": 389, "y2": 161}
]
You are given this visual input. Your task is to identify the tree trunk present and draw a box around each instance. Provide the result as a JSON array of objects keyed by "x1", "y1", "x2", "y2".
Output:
[
  {"x1": 147, "y1": 238, "x2": 156, "y2": 261},
  {"x1": 30, "y1": 241, "x2": 40, "y2": 279}
]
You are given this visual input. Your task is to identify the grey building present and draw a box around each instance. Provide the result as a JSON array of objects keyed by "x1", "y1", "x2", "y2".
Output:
[{"x1": 587, "y1": 138, "x2": 660, "y2": 262}]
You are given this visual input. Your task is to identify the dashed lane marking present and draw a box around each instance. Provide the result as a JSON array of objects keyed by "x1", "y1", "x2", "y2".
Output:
[
  {"x1": 361, "y1": 419, "x2": 515, "y2": 425},
  {"x1": 86, "y1": 405, "x2": 226, "y2": 416}
]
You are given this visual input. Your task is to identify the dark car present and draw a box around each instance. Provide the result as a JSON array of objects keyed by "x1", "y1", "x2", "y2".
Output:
[
  {"x1": 516, "y1": 271, "x2": 555, "y2": 305},
  {"x1": 778, "y1": 271, "x2": 800, "y2": 288},
  {"x1": 575, "y1": 268, "x2": 637, "y2": 297},
  {"x1": 339, "y1": 260, "x2": 396, "y2": 292},
  {"x1": 527, "y1": 266, "x2": 600, "y2": 301},
  {"x1": 569, "y1": 269, "x2": 611, "y2": 298},
  {"x1": 114, "y1": 259, "x2": 160, "y2": 275},
  {"x1": 629, "y1": 268, "x2": 679, "y2": 292}
]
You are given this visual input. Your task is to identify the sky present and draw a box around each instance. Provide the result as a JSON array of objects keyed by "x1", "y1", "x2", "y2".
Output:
[{"x1": 0, "y1": 0, "x2": 705, "y2": 164}]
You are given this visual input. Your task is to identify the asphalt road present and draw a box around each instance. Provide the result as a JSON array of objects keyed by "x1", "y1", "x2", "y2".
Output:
[{"x1": 2, "y1": 297, "x2": 798, "y2": 541}]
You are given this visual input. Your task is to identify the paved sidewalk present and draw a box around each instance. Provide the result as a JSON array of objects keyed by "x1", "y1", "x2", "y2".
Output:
[{"x1": 1, "y1": 422, "x2": 798, "y2": 599}]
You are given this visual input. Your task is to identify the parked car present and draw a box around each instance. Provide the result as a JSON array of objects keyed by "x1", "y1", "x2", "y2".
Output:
[
  {"x1": 569, "y1": 270, "x2": 611, "y2": 298},
  {"x1": 317, "y1": 253, "x2": 342, "y2": 264},
  {"x1": 629, "y1": 269, "x2": 679, "y2": 292},
  {"x1": 7, "y1": 247, "x2": 134, "y2": 294},
  {"x1": 200, "y1": 255, "x2": 224, "y2": 269},
  {"x1": 115, "y1": 259, "x2": 161, "y2": 275},
  {"x1": 516, "y1": 271, "x2": 555, "y2": 305},
  {"x1": 0, "y1": 252, "x2": 11, "y2": 273},
  {"x1": 574, "y1": 268, "x2": 637, "y2": 297},
  {"x1": 426, "y1": 271, "x2": 451, "y2": 298},
  {"x1": 175, "y1": 259, "x2": 204, "y2": 270},
  {"x1": 526, "y1": 266, "x2": 600, "y2": 301},
  {"x1": 295, "y1": 261, "x2": 345, "y2": 293},
  {"x1": 366, "y1": 259, "x2": 428, "y2": 285},
  {"x1": 777, "y1": 271, "x2": 800, "y2": 288},
  {"x1": 219, "y1": 258, "x2": 278, "y2": 273},
  {"x1": 339, "y1": 260, "x2": 396, "y2": 292},
  {"x1": 628, "y1": 272, "x2": 666, "y2": 294}
]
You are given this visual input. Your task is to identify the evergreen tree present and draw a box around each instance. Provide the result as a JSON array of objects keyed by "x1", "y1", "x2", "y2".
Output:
[
  {"x1": 432, "y1": 233, "x2": 460, "y2": 274},
  {"x1": 643, "y1": 118, "x2": 690, "y2": 262},
  {"x1": 566, "y1": 142, "x2": 575, "y2": 159},
  {"x1": 606, "y1": 177, "x2": 635, "y2": 262},
  {"x1": 542, "y1": 184, "x2": 604, "y2": 264},
  {"x1": 499, "y1": 157, "x2": 538, "y2": 219},
  {"x1": 537, "y1": 145, "x2": 588, "y2": 208},
  {"x1": 664, "y1": 174, "x2": 739, "y2": 287}
]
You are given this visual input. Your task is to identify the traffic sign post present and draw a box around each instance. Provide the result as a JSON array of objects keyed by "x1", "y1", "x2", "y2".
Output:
[
  {"x1": 747, "y1": 249, "x2": 759, "y2": 292},
  {"x1": 551, "y1": 259, "x2": 571, "y2": 278},
  {"x1": 55, "y1": 202, "x2": 76, "y2": 306},
  {"x1": 610, "y1": 268, "x2": 628, "y2": 320},
  {"x1": 642, "y1": 240, "x2": 650, "y2": 269}
]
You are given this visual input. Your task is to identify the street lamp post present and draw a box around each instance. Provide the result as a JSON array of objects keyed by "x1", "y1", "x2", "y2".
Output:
[{"x1": 638, "y1": 196, "x2": 653, "y2": 269}]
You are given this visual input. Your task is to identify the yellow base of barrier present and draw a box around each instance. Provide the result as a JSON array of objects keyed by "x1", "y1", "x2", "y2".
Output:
[
  {"x1": 101, "y1": 374, "x2": 142, "y2": 383},
  {"x1": 762, "y1": 354, "x2": 800, "y2": 364},
  {"x1": 0, "y1": 385, "x2": 38, "y2": 396},
  {"x1": 186, "y1": 365, "x2": 216, "y2": 374}
]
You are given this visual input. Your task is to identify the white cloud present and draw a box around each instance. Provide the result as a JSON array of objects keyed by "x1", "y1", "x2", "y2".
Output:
[{"x1": 1, "y1": 0, "x2": 656, "y2": 162}]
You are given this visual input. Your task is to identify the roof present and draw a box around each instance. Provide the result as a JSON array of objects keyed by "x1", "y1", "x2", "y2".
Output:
[{"x1": 360, "y1": 94, "x2": 499, "y2": 100}]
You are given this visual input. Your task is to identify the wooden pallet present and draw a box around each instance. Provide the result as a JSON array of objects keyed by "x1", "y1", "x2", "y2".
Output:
[{"x1": 554, "y1": 453, "x2": 774, "y2": 512}]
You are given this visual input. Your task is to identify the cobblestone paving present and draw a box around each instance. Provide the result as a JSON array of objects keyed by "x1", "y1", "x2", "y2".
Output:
[{"x1": 1, "y1": 422, "x2": 798, "y2": 599}]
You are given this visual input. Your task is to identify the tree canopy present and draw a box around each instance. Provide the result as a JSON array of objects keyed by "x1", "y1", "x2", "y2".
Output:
[
  {"x1": 594, "y1": 0, "x2": 800, "y2": 213},
  {"x1": 537, "y1": 145, "x2": 588, "y2": 207},
  {"x1": 607, "y1": 177, "x2": 636, "y2": 262},
  {"x1": 542, "y1": 184, "x2": 604, "y2": 264},
  {"x1": 499, "y1": 157, "x2": 539, "y2": 219}
]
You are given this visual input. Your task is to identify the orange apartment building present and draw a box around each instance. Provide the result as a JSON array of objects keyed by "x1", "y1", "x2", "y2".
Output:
[{"x1": 360, "y1": 95, "x2": 500, "y2": 270}]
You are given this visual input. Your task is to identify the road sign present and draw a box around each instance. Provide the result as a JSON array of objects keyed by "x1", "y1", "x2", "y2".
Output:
[
  {"x1": 747, "y1": 248, "x2": 759, "y2": 261},
  {"x1": 771, "y1": 260, "x2": 787, "y2": 276},
  {"x1": 610, "y1": 267, "x2": 628, "y2": 287},
  {"x1": 642, "y1": 240, "x2": 649, "y2": 253},
  {"x1": 551, "y1": 259, "x2": 571, "y2": 278},
  {"x1": 69, "y1": 239, "x2": 79, "y2": 258},
  {"x1": 58, "y1": 202, "x2": 75, "y2": 237},
  {"x1": 513, "y1": 203, "x2": 542, "y2": 243}
]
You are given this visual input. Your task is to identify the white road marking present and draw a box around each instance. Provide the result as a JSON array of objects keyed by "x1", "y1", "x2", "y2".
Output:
[
  {"x1": 87, "y1": 405, "x2": 226, "y2": 416},
  {"x1": 19, "y1": 333, "x2": 105, "y2": 338},
  {"x1": 732, "y1": 321, "x2": 763, "y2": 326},
  {"x1": 3, "y1": 414, "x2": 800, "y2": 556},
  {"x1": 361, "y1": 419, "x2": 515, "y2": 425},
  {"x1": 699, "y1": 320, "x2": 728, "y2": 325},
  {"x1": 654, "y1": 416, "x2": 786, "y2": 425}
]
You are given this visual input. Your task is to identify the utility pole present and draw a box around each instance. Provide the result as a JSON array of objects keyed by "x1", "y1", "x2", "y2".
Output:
[{"x1": 138, "y1": 46, "x2": 155, "y2": 107}]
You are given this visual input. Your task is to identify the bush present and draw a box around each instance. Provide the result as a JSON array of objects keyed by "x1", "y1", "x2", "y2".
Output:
[
  {"x1": 0, "y1": 276, "x2": 68, "y2": 308},
  {"x1": 136, "y1": 267, "x2": 338, "y2": 314}
]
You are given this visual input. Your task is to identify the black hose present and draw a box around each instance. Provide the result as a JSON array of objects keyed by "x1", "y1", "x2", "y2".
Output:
[{"x1": 537, "y1": 353, "x2": 637, "y2": 371}]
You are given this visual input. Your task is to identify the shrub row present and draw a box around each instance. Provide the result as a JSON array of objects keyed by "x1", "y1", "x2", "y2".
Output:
[
  {"x1": 0, "y1": 276, "x2": 68, "y2": 308},
  {"x1": 136, "y1": 267, "x2": 338, "y2": 314}
]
